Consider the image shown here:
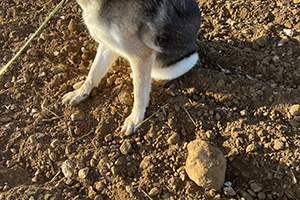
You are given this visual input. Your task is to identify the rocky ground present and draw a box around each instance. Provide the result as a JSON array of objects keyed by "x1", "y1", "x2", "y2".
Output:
[{"x1": 0, "y1": 0, "x2": 300, "y2": 199}]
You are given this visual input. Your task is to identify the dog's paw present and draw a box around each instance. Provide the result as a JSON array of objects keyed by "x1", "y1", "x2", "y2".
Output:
[
  {"x1": 122, "y1": 111, "x2": 144, "y2": 135},
  {"x1": 62, "y1": 89, "x2": 88, "y2": 105}
]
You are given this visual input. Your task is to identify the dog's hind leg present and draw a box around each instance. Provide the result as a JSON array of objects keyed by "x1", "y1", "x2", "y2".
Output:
[
  {"x1": 122, "y1": 49, "x2": 155, "y2": 135},
  {"x1": 62, "y1": 43, "x2": 118, "y2": 105}
]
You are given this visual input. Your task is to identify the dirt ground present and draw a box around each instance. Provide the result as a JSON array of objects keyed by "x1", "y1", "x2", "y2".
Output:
[{"x1": 0, "y1": 0, "x2": 300, "y2": 199}]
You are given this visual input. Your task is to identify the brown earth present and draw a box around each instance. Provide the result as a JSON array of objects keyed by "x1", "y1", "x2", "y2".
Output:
[{"x1": 0, "y1": 0, "x2": 300, "y2": 199}]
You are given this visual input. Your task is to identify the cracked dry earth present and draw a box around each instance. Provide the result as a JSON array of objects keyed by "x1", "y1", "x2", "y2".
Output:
[{"x1": 0, "y1": 0, "x2": 300, "y2": 199}]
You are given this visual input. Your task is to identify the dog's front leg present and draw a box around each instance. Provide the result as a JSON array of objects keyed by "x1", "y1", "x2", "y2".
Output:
[
  {"x1": 122, "y1": 50, "x2": 155, "y2": 135},
  {"x1": 63, "y1": 43, "x2": 118, "y2": 105}
]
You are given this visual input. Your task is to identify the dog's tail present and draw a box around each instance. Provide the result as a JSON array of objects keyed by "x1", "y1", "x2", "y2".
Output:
[{"x1": 151, "y1": 52, "x2": 199, "y2": 80}]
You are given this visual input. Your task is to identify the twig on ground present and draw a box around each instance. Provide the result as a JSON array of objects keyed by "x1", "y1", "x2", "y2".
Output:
[
  {"x1": 138, "y1": 187, "x2": 153, "y2": 200},
  {"x1": 135, "y1": 103, "x2": 169, "y2": 129},
  {"x1": 290, "y1": 167, "x2": 297, "y2": 184},
  {"x1": 182, "y1": 107, "x2": 196, "y2": 126},
  {"x1": 42, "y1": 106, "x2": 64, "y2": 122},
  {"x1": 49, "y1": 171, "x2": 61, "y2": 183}
]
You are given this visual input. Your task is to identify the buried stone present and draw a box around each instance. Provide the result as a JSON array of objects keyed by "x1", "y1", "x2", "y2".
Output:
[{"x1": 185, "y1": 139, "x2": 226, "y2": 190}]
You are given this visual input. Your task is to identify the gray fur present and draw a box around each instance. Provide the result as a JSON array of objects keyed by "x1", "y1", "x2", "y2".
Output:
[{"x1": 79, "y1": 0, "x2": 200, "y2": 67}]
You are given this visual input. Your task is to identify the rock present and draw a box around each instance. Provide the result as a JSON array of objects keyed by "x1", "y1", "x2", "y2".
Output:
[
  {"x1": 120, "y1": 139, "x2": 132, "y2": 155},
  {"x1": 185, "y1": 140, "x2": 226, "y2": 190},
  {"x1": 36, "y1": 132, "x2": 45, "y2": 139},
  {"x1": 258, "y1": 192, "x2": 266, "y2": 199},
  {"x1": 71, "y1": 111, "x2": 84, "y2": 121},
  {"x1": 272, "y1": 55, "x2": 280, "y2": 64},
  {"x1": 250, "y1": 182, "x2": 262, "y2": 192},
  {"x1": 273, "y1": 139, "x2": 284, "y2": 150},
  {"x1": 149, "y1": 187, "x2": 160, "y2": 197},
  {"x1": 94, "y1": 195, "x2": 103, "y2": 200},
  {"x1": 290, "y1": 104, "x2": 300, "y2": 116},
  {"x1": 118, "y1": 90, "x2": 133, "y2": 106},
  {"x1": 88, "y1": 186, "x2": 97, "y2": 198},
  {"x1": 68, "y1": 19, "x2": 78, "y2": 31},
  {"x1": 78, "y1": 167, "x2": 89, "y2": 179},
  {"x1": 24, "y1": 189, "x2": 36, "y2": 196},
  {"x1": 246, "y1": 143, "x2": 257, "y2": 153},
  {"x1": 140, "y1": 156, "x2": 151, "y2": 169},
  {"x1": 239, "y1": 189, "x2": 254, "y2": 200},
  {"x1": 283, "y1": 29, "x2": 294, "y2": 37},
  {"x1": 277, "y1": 37, "x2": 289, "y2": 47},
  {"x1": 223, "y1": 186, "x2": 236, "y2": 196},
  {"x1": 62, "y1": 160, "x2": 74, "y2": 178},
  {"x1": 206, "y1": 130, "x2": 216, "y2": 139},
  {"x1": 167, "y1": 132, "x2": 181, "y2": 145},
  {"x1": 247, "y1": 189, "x2": 256, "y2": 197},
  {"x1": 255, "y1": 34, "x2": 269, "y2": 47},
  {"x1": 65, "y1": 178, "x2": 73, "y2": 186},
  {"x1": 94, "y1": 181, "x2": 105, "y2": 192},
  {"x1": 126, "y1": 186, "x2": 136, "y2": 194}
]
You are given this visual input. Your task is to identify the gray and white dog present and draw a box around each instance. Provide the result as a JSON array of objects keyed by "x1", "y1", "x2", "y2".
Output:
[{"x1": 63, "y1": 0, "x2": 201, "y2": 135}]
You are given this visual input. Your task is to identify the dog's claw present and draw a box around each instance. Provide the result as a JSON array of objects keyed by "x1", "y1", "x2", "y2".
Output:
[
  {"x1": 62, "y1": 89, "x2": 88, "y2": 106},
  {"x1": 122, "y1": 112, "x2": 144, "y2": 135}
]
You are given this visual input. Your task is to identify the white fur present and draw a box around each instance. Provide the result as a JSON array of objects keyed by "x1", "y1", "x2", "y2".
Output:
[
  {"x1": 151, "y1": 52, "x2": 199, "y2": 80},
  {"x1": 64, "y1": 1, "x2": 199, "y2": 135}
]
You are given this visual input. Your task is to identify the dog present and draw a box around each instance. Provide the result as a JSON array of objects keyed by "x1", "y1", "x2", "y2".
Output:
[{"x1": 63, "y1": 0, "x2": 201, "y2": 135}]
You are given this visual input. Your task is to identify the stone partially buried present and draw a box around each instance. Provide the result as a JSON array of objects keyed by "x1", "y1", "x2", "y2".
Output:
[{"x1": 186, "y1": 139, "x2": 226, "y2": 190}]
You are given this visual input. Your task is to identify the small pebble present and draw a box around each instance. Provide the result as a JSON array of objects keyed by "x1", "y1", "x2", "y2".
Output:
[
  {"x1": 167, "y1": 132, "x2": 181, "y2": 145},
  {"x1": 94, "y1": 195, "x2": 103, "y2": 200},
  {"x1": 68, "y1": 19, "x2": 78, "y2": 31},
  {"x1": 239, "y1": 189, "x2": 254, "y2": 200},
  {"x1": 71, "y1": 111, "x2": 84, "y2": 121},
  {"x1": 277, "y1": 37, "x2": 289, "y2": 47},
  {"x1": 24, "y1": 189, "x2": 36, "y2": 196},
  {"x1": 223, "y1": 186, "x2": 236, "y2": 196},
  {"x1": 126, "y1": 186, "x2": 136, "y2": 194},
  {"x1": 250, "y1": 182, "x2": 262, "y2": 193},
  {"x1": 65, "y1": 178, "x2": 73, "y2": 186},
  {"x1": 206, "y1": 130, "x2": 216, "y2": 139},
  {"x1": 149, "y1": 187, "x2": 160, "y2": 197},
  {"x1": 61, "y1": 160, "x2": 74, "y2": 178},
  {"x1": 36, "y1": 132, "x2": 45, "y2": 139},
  {"x1": 78, "y1": 167, "x2": 89, "y2": 179},
  {"x1": 283, "y1": 29, "x2": 294, "y2": 37},
  {"x1": 258, "y1": 192, "x2": 266, "y2": 200},
  {"x1": 120, "y1": 139, "x2": 132, "y2": 155},
  {"x1": 247, "y1": 189, "x2": 256, "y2": 197},
  {"x1": 240, "y1": 110, "x2": 247, "y2": 116},
  {"x1": 273, "y1": 139, "x2": 284, "y2": 150},
  {"x1": 246, "y1": 144, "x2": 257, "y2": 153},
  {"x1": 290, "y1": 104, "x2": 300, "y2": 116},
  {"x1": 94, "y1": 181, "x2": 105, "y2": 192},
  {"x1": 118, "y1": 90, "x2": 133, "y2": 106}
]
